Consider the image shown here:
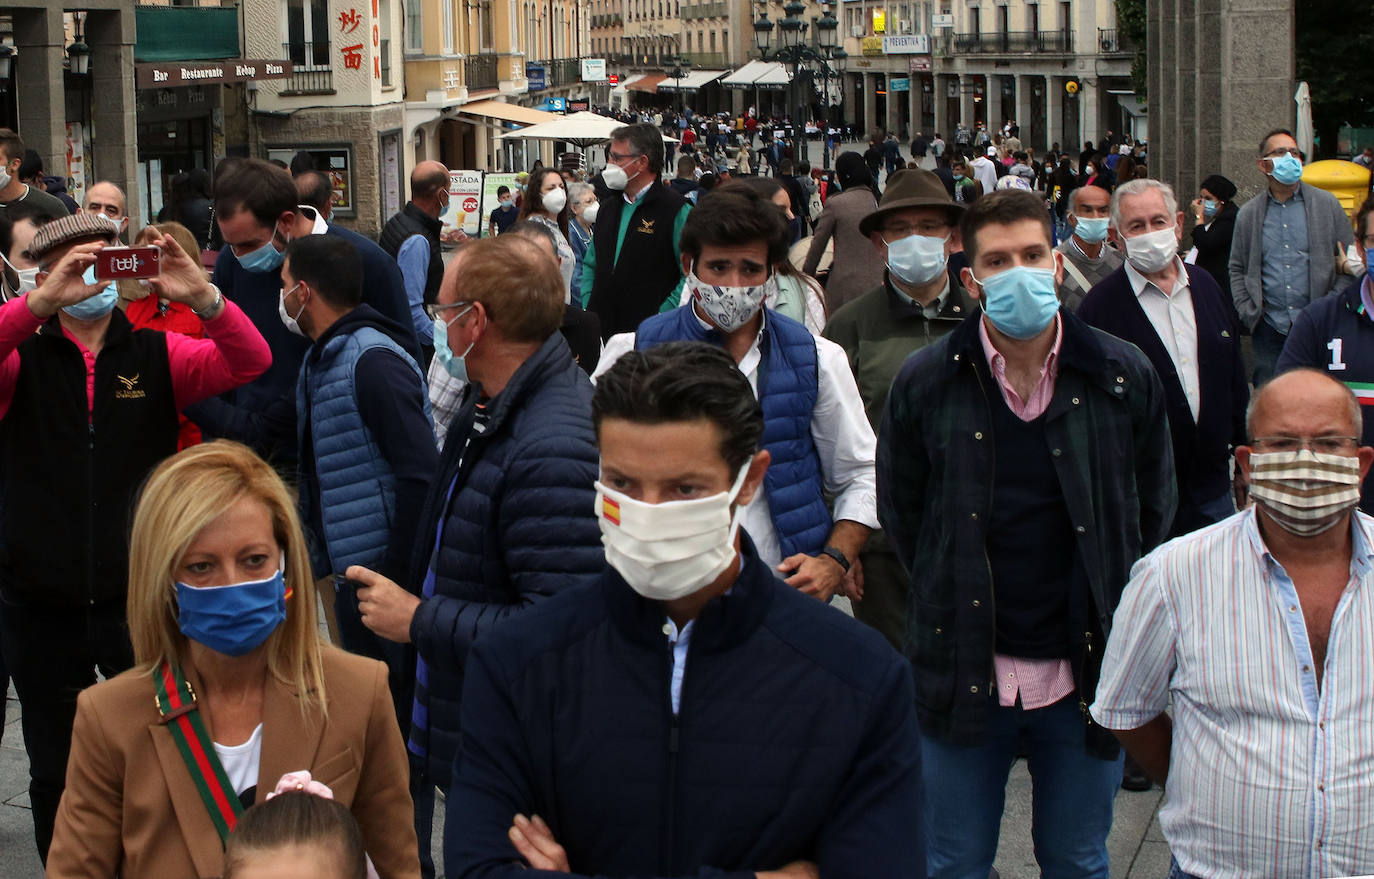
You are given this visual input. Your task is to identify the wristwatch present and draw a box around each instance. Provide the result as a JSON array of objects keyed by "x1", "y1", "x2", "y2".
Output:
[
  {"x1": 818, "y1": 545, "x2": 851, "y2": 573},
  {"x1": 191, "y1": 285, "x2": 224, "y2": 320}
]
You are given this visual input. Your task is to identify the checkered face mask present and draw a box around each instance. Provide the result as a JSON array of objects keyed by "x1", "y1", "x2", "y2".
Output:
[{"x1": 1248, "y1": 449, "x2": 1361, "y2": 537}]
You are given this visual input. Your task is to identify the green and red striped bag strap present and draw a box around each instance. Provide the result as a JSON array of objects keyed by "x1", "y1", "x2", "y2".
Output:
[{"x1": 154, "y1": 659, "x2": 244, "y2": 844}]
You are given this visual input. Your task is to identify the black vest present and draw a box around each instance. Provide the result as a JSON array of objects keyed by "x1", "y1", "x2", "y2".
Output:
[
  {"x1": 0, "y1": 310, "x2": 178, "y2": 607},
  {"x1": 379, "y1": 202, "x2": 444, "y2": 306},
  {"x1": 985, "y1": 390, "x2": 1076, "y2": 659},
  {"x1": 586, "y1": 181, "x2": 688, "y2": 339}
]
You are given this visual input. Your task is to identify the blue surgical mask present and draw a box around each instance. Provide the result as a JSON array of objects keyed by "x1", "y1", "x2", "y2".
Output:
[
  {"x1": 973, "y1": 264, "x2": 1061, "y2": 340},
  {"x1": 499, "y1": 198, "x2": 513, "y2": 209},
  {"x1": 432, "y1": 304, "x2": 476, "y2": 382},
  {"x1": 886, "y1": 234, "x2": 949, "y2": 286},
  {"x1": 175, "y1": 569, "x2": 287, "y2": 657},
  {"x1": 1269, "y1": 153, "x2": 1303, "y2": 186},
  {"x1": 64, "y1": 265, "x2": 119, "y2": 320},
  {"x1": 1074, "y1": 217, "x2": 1109, "y2": 244},
  {"x1": 237, "y1": 234, "x2": 285, "y2": 274},
  {"x1": 1366, "y1": 250, "x2": 1374, "y2": 278},
  {"x1": 1202, "y1": 199, "x2": 1220, "y2": 220}
]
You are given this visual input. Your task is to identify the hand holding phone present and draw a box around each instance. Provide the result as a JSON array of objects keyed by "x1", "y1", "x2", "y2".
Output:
[{"x1": 94, "y1": 245, "x2": 161, "y2": 282}]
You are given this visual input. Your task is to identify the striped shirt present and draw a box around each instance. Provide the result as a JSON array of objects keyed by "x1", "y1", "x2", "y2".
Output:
[{"x1": 1091, "y1": 507, "x2": 1374, "y2": 879}]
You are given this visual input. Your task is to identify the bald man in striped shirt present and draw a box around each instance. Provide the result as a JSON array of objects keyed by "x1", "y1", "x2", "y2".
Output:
[{"x1": 1092, "y1": 369, "x2": 1374, "y2": 879}]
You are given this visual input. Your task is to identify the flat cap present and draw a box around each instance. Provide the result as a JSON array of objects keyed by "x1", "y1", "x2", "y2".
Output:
[{"x1": 27, "y1": 211, "x2": 118, "y2": 262}]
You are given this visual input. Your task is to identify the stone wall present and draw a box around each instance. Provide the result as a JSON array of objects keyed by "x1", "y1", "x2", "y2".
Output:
[
  {"x1": 1149, "y1": 0, "x2": 1294, "y2": 207},
  {"x1": 253, "y1": 104, "x2": 404, "y2": 238}
]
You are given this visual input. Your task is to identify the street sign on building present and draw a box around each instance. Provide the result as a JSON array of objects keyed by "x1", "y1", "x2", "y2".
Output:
[
  {"x1": 861, "y1": 36, "x2": 884, "y2": 56},
  {"x1": 931, "y1": 13, "x2": 954, "y2": 28},
  {"x1": 526, "y1": 63, "x2": 546, "y2": 91},
  {"x1": 135, "y1": 59, "x2": 294, "y2": 89},
  {"x1": 890, "y1": 77, "x2": 911, "y2": 92},
  {"x1": 609, "y1": 73, "x2": 621, "y2": 85},
  {"x1": 581, "y1": 59, "x2": 607, "y2": 81},
  {"x1": 909, "y1": 55, "x2": 932, "y2": 72},
  {"x1": 883, "y1": 34, "x2": 930, "y2": 54}
]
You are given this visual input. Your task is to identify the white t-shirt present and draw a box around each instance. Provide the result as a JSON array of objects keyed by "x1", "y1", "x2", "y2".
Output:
[{"x1": 214, "y1": 723, "x2": 264, "y2": 796}]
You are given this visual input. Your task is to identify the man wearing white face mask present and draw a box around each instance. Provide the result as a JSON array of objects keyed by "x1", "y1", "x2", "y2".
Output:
[
  {"x1": 823, "y1": 168, "x2": 973, "y2": 647},
  {"x1": 1079, "y1": 178, "x2": 1249, "y2": 538},
  {"x1": 583, "y1": 122, "x2": 693, "y2": 339},
  {"x1": 879, "y1": 188, "x2": 1175, "y2": 879},
  {"x1": 595, "y1": 184, "x2": 880, "y2": 606},
  {"x1": 1054, "y1": 181, "x2": 1122, "y2": 311},
  {"x1": 1230, "y1": 128, "x2": 1352, "y2": 384},
  {"x1": 0, "y1": 203, "x2": 46, "y2": 301},
  {"x1": 447, "y1": 341, "x2": 923, "y2": 878},
  {"x1": 0, "y1": 210, "x2": 270, "y2": 862},
  {"x1": 1093, "y1": 369, "x2": 1374, "y2": 879}
]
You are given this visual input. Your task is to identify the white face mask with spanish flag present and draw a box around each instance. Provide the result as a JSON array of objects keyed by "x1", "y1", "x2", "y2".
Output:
[{"x1": 594, "y1": 464, "x2": 751, "y2": 601}]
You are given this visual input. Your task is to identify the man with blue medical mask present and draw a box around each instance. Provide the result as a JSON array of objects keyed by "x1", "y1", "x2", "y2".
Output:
[
  {"x1": 878, "y1": 187, "x2": 1176, "y2": 879},
  {"x1": 1055, "y1": 180, "x2": 1122, "y2": 311},
  {"x1": 1230, "y1": 128, "x2": 1353, "y2": 385},
  {"x1": 0, "y1": 210, "x2": 270, "y2": 863},
  {"x1": 822, "y1": 168, "x2": 972, "y2": 648}
]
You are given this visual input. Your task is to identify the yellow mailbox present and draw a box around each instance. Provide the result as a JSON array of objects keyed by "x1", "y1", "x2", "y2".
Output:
[{"x1": 1302, "y1": 159, "x2": 1372, "y2": 227}]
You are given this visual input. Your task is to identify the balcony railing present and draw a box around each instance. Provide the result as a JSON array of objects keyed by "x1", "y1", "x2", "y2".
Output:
[
  {"x1": 281, "y1": 41, "x2": 334, "y2": 93},
  {"x1": 680, "y1": 51, "x2": 727, "y2": 67},
  {"x1": 539, "y1": 58, "x2": 583, "y2": 87},
  {"x1": 1097, "y1": 28, "x2": 1134, "y2": 54},
  {"x1": 466, "y1": 53, "x2": 499, "y2": 90},
  {"x1": 950, "y1": 30, "x2": 1073, "y2": 54},
  {"x1": 682, "y1": 2, "x2": 727, "y2": 20}
]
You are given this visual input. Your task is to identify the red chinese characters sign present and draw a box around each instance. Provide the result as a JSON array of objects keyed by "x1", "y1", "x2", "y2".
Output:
[{"x1": 337, "y1": 1, "x2": 383, "y2": 80}]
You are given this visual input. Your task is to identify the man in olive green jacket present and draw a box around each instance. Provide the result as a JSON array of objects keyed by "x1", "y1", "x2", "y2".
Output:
[{"x1": 823, "y1": 169, "x2": 972, "y2": 648}]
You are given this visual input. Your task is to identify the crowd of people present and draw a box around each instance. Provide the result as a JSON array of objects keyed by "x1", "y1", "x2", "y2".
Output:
[{"x1": 0, "y1": 113, "x2": 1370, "y2": 879}]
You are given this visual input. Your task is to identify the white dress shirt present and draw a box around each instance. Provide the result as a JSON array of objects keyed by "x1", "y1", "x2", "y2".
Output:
[
  {"x1": 1125, "y1": 256, "x2": 1201, "y2": 422},
  {"x1": 595, "y1": 308, "x2": 880, "y2": 572}
]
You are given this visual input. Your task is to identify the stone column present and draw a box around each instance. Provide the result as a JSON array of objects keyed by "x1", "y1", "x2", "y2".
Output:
[
  {"x1": 12, "y1": 6, "x2": 65, "y2": 180},
  {"x1": 87, "y1": 9, "x2": 140, "y2": 228},
  {"x1": 933, "y1": 73, "x2": 949, "y2": 139},
  {"x1": 1194, "y1": 0, "x2": 1223, "y2": 181},
  {"x1": 886, "y1": 73, "x2": 901, "y2": 135},
  {"x1": 1047, "y1": 75, "x2": 1064, "y2": 152},
  {"x1": 1173, "y1": 0, "x2": 1198, "y2": 196},
  {"x1": 959, "y1": 75, "x2": 977, "y2": 134},
  {"x1": 1015, "y1": 74, "x2": 1035, "y2": 150},
  {"x1": 1079, "y1": 78, "x2": 1101, "y2": 151},
  {"x1": 984, "y1": 75, "x2": 1003, "y2": 135},
  {"x1": 1218, "y1": 0, "x2": 1293, "y2": 198},
  {"x1": 862, "y1": 72, "x2": 878, "y2": 136}
]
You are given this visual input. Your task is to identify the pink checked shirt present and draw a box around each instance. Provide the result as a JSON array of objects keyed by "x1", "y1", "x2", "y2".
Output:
[{"x1": 978, "y1": 315, "x2": 1076, "y2": 710}]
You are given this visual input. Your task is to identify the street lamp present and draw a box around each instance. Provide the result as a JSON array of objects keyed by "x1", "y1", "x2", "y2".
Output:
[
  {"x1": 67, "y1": 40, "x2": 91, "y2": 76},
  {"x1": 0, "y1": 44, "x2": 14, "y2": 83},
  {"x1": 751, "y1": 0, "x2": 847, "y2": 169},
  {"x1": 669, "y1": 55, "x2": 691, "y2": 116}
]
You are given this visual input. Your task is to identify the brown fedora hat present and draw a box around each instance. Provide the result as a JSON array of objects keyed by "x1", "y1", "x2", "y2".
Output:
[{"x1": 858, "y1": 168, "x2": 964, "y2": 237}]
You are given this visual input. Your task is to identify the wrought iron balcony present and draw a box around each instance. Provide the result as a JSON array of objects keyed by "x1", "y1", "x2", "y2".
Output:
[
  {"x1": 1097, "y1": 28, "x2": 1134, "y2": 55},
  {"x1": 949, "y1": 30, "x2": 1074, "y2": 54},
  {"x1": 281, "y1": 42, "x2": 333, "y2": 94},
  {"x1": 466, "y1": 53, "x2": 499, "y2": 90}
]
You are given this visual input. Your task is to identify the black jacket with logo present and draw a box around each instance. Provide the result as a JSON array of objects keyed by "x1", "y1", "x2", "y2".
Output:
[
  {"x1": 0, "y1": 309, "x2": 178, "y2": 607},
  {"x1": 586, "y1": 181, "x2": 689, "y2": 338}
]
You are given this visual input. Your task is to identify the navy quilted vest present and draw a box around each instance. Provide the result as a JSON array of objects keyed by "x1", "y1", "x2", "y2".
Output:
[
  {"x1": 297, "y1": 326, "x2": 432, "y2": 572},
  {"x1": 635, "y1": 305, "x2": 831, "y2": 556}
]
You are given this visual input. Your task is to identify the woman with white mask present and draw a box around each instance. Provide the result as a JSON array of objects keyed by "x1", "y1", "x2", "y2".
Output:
[
  {"x1": 566, "y1": 182, "x2": 598, "y2": 309},
  {"x1": 517, "y1": 167, "x2": 576, "y2": 303}
]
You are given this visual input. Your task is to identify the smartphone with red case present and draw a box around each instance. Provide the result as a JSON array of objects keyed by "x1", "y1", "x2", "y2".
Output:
[{"x1": 94, "y1": 246, "x2": 160, "y2": 281}]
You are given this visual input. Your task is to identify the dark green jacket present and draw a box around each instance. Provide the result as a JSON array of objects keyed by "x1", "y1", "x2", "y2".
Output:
[
  {"x1": 877, "y1": 307, "x2": 1176, "y2": 756},
  {"x1": 823, "y1": 269, "x2": 975, "y2": 432}
]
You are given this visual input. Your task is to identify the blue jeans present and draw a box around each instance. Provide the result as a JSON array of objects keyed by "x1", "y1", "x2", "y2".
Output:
[
  {"x1": 921, "y1": 695, "x2": 1124, "y2": 879},
  {"x1": 1169, "y1": 856, "x2": 1203, "y2": 879},
  {"x1": 1250, "y1": 319, "x2": 1288, "y2": 386}
]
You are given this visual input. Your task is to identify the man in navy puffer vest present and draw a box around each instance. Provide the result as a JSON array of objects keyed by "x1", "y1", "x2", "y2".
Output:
[{"x1": 595, "y1": 183, "x2": 879, "y2": 605}]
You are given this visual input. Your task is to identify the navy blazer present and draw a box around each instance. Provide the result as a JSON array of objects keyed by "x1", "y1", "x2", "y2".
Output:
[{"x1": 1078, "y1": 263, "x2": 1248, "y2": 535}]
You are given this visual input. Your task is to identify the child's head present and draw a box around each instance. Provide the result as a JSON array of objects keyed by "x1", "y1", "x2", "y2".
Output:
[{"x1": 224, "y1": 792, "x2": 367, "y2": 879}]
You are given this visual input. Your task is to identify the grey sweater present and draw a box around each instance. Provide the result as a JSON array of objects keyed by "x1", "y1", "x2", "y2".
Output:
[{"x1": 1228, "y1": 182, "x2": 1352, "y2": 331}]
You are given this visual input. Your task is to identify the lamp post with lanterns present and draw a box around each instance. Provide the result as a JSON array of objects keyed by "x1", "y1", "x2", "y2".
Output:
[{"x1": 752, "y1": 0, "x2": 847, "y2": 169}]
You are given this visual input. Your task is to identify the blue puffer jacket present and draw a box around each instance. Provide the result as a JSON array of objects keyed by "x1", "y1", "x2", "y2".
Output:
[
  {"x1": 446, "y1": 533, "x2": 924, "y2": 878},
  {"x1": 406, "y1": 332, "x2": 604, "y2": 788},
  {"x1": 636, "y1": 306, "x2": 831, "y2": 557},
  {"x1": 297, "y1": 315, "x2": 431, "y2": 575}
]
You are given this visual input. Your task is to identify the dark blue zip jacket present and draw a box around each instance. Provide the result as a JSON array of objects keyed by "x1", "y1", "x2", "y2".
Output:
[
  {"x1": 445, "y1": 533, "x2": 923, "y2": 879},
  {"x1": 406, "y1": 332, "x2": 604, "y2": 788},
  {"x1": 1277, "y1": 277, "x2": 1374, "y2": 510}
]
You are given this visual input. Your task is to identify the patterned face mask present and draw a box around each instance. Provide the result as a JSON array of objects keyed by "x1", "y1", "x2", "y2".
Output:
[
  {"x1": 687, "y1": 265, "x2": 777, "y2": 333},
  {"x1": 1248, "y1": 448, "x2": 1362, "y2": 537}
]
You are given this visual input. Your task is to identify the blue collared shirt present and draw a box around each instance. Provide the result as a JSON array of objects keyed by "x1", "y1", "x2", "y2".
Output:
[{"x1": 1261, "y1": 188, "x2": 1310, "y2": 335}]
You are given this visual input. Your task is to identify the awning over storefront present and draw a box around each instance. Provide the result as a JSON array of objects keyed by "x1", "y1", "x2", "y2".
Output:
[
  {"x1": 750, "y1": 63, "x2": 793, "y2": 89},
  {"x1": 457, "y1": 100, "x2": 561, "y2": 125},
  {"x1": 135, "y1": 6, "x2": 238, "y2": 62},
  {"x1": 720, "y1": 60, "x2": 773, "y2": 89},
  {"x1": 659, "y1": 70, "x2": 728, "y2": 92},
  {"x1": 625, "y1": 73, "x2": 669, "y2": 93}
]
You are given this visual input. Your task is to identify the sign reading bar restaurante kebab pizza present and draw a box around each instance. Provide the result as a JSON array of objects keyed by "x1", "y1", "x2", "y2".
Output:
[{"x1": 135, "y1": 60, "x2": 295, "y2": 89}]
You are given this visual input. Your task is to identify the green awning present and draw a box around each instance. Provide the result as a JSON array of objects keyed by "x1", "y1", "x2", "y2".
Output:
[{"x1": 135, "y1": 6, "x2": 240, "y2": 63}]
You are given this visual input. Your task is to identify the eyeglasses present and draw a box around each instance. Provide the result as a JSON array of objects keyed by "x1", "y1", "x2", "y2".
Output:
[
  {"x1": 608, "y1": 151, "x2": 641, "y2": 163},
  {"x1": 1264, "y1": 147, "x2": 1302, "y2": 159},
  {"x1": 882, "y1": 222, "x2": 950, "y2": 241},
  {"x1": 432, "y1": 300, "x2": 472, "y2": 313},
  {"x1": 1250, "y1": 435, "x2": 1359, "y2": 454}
]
